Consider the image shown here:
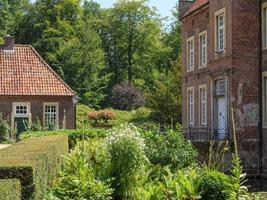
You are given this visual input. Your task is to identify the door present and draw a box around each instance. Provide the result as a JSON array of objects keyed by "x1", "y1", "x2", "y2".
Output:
[
  {"x1": 14, "y1": 117, "x2": 28, "y2": 135},
  {"x1": 217, "y1": 97, "x2": 226, "y2": 139}
]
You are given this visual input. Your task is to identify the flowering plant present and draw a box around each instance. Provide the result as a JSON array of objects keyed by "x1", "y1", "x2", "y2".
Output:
[{"x1": 88, "y1": 110, "x2": 115, "y2": 123}]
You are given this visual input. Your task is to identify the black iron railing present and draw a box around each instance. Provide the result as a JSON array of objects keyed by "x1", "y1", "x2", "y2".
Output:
[{"x1": 182, "y1": 128, "x2": 231, "y2": 142}]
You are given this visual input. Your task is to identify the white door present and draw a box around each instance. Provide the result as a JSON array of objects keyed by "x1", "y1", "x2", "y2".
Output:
[{"x1": 217, "y1": 97, "x2": 226, "y2": 139}]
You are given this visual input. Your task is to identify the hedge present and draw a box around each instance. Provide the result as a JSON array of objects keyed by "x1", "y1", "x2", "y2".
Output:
[
  {"x1": 20, "y1": 129, "x2": 110, "y2": 149},
  {"x1": 0, "y1": 135, "x2": 69, "y2": 200},
  {"x1": 0, "y1": 179, "x2": 21, "y2": 200}
]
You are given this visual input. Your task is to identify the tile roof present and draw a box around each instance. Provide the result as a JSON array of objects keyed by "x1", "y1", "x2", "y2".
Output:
[
  {"x1": 0, "y1": 45, "x2": 75, "y2": 96},
  {"x1": 183, "y1": 0, "x2": 209, "y2": 18}
]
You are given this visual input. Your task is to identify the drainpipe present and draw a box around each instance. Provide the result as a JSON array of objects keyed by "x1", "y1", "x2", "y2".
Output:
[{"x1": 258, "y1": 0, "x2": 263, "y2": 178}]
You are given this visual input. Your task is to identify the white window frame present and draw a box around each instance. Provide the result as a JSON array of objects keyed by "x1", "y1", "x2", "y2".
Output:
[
  {"x1": 199, "y1": 84, "x2": 207, "y2": 126},
  {"x1": 187, "y1": 36, "x2": 195, "y2": 72},
  {"x1": 262, "y1": 2, "x2": 267, "y2": 50},
  {"x1": 215, "y1": 8, "x2": 226, "y2": 53},
  {"x1": 11, "y1": 102, "x2": 31, "y2": 132},
  {"x1": 187, "y1": 87, "x2": 195, "y2": 126},
  {"x1": 43, "y1": 102, "x2": 59, "y2": 128},
  {"x1": 263, "y1": 72, "x2": 267, "y2": 128},
  {"x1": 199, "y1": 31, "x2": 208, "y2": 68},
  {"x1": 12, "y1": 102, "x2": 31, "y2": 117}
]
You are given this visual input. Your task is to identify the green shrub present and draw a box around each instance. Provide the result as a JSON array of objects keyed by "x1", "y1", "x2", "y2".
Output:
[
  {"x1": 76, "y1": 104, "x2": 95, "y2": 129},
  {"x1": 107, "y1": 124, "x2": 148, "y2": 200},
  {"x1": 143, "y1": 129, "x2": 198, "y2": 170},
  {"x1": 51, "y1": 140, "x2": 113, "y2": 200},
  {"x1": 0, "y1": 114, "x2": 10, "y2": 142},
  {"x1": 0, "y1": 135, "x2": 69, "y2": 200},
  {"x1": 0, "y1": 179, "x2": 21, "y2": 200},
  {"x1": 136, "y1": 166, "x2": 202, "y2": 200},
  {"x1": 198, "y1": 170, "x2": 230, "y2": 200},
  {"x1": 227, "y1": 154, "x2": 251, "y2": 200}
]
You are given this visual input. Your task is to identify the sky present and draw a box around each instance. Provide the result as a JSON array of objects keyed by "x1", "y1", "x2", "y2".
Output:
[{"x1": 95, "y1": 0, "x2": 178, "y2": 18}]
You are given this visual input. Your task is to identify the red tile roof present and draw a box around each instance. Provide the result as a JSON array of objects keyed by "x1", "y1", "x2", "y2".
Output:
[
  {"x1": 183, "y1": 0, "x2": 209, "y2": 18},
  {"x1": 0, "y1": 45, "x2": 75, "y2": 96}
]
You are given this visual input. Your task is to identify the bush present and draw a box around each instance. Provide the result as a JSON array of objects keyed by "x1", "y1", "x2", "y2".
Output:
[
  {"x1": 51, "y1": 140, "x2": 113, "y2": 200},
  {"x1": 0, "y1": 135, "x2": 69, "y2": 200},
  {"x1": 136, "y1": 166, "x2": 202, "y2": 200},
  {"x1": 76, "y1": 104, "x2": 95, "y2": 129},
  {"x1": 0, "y1": 179, "x2": 21, "y2": 200},
  {"x1": 143, "y1": 129, "x2": 198, "y2": 170},
  {"x1": 88, "y1": 110, "x2": 115, "y2": 124},
  {"x1": 0, "y1": 114, "x2": 10, "y2": 142},
  {"x1": 147, "y1": 57, "x2": 182, "y2": 124},
  {"x1": 111, "y1": 82, "x2": 145, "y2": 111},
  {"x1": 107, "y1": 124, "x2": 148, "y2": 199},
  {"x1": 198, "y1": 170, "x2": 230, "y2": 200}
]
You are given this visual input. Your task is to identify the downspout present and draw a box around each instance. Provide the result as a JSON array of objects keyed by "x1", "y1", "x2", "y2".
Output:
[{"x1": 258, "y1": 0, "x2": 263, "y2": 178}]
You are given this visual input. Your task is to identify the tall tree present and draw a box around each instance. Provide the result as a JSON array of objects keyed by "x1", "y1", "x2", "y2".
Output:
[
  {"x1": 97, "y1": 0, "x2": 168, "y2": 85},
  {"x1": 0, "y1": 0, "x2": 29, "y2": 36},
  {"x1": 16, "y1": 0, "x2": 82, "y2": 75}
]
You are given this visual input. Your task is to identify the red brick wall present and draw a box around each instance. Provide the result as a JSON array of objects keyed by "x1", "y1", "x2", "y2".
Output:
[
  {"x1": 0, "y1": 96, "x2": 75, "y2": 129},
  {"x1": 180, "y1": 0, "x2": 261, "y2": 173}
]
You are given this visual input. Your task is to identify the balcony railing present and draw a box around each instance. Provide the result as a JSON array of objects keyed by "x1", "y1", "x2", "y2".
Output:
[{"x1": 182, "y1": 128, "x2": 231, "y2": 142}]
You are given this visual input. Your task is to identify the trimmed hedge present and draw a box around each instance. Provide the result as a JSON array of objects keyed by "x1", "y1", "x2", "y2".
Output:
[
  {"x1": 20, "y1": 129, "x2": 109, "y2": 149},
  {"x1": 0, "y1": 135, "x2": 68, "y2": 200},
  {"x1": 0, "y1": 179, "x2": 21, "y2": 200}
]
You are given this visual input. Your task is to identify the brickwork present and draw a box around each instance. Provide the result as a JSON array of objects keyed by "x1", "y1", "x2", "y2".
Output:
[
  {"x1": 180, "y1": 0, "x2": 262, "y2": 174},
  {"x1": 0, "y1": 96, "x2": 75, "y2": 129}
]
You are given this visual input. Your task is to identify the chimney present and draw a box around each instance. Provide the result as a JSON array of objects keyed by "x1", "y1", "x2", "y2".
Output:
[
  {"x1": 179, "y1": 0, "x2": 194, "y2": 19},
  {"x1": 2, "y1": 35, "x2": 15, "y2": 51}
]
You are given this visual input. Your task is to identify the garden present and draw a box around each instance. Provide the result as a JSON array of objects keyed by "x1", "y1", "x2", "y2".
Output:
[{"x1": 0, "y1": 105, "x2": 255, "y2": 199}]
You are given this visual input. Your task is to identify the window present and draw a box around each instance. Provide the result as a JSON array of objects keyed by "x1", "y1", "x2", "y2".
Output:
[
  {"x1": 262, "y1": 3, "x2": 267, "y2": 49},
  {"x1": 16, "y1": 106, "x2": 28, "y2": 115},
  {"x1": 215, "y1": 8, "x2": 225, "y2": 52},
  {"x1": 187, "y1": 87, "x2": 194, "y2": 126},
  {"x1": 187, "y1": 36, "x2": 194, "y2": 71},
  {"x1": 263, "y1": 73, "x2": 267, "y2": 127},
  {"x1": 13, "y1": 103, "x2": 30, "y2": 115},
  {"x1": 44, "y1": 103, "x2": 58, "y2": 127},
  {"x1": 199, "y1": 85, "x2": 207, "y2": 126},
  {"x1": 199, "y1": 31, "x2": 207, "y2": 68},
  {"x1": 215, "y1": 79, "x2": 226, "y2": 96}
]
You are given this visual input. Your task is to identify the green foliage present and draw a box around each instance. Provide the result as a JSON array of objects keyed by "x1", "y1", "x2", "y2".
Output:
[
  {"x1": 227, "y1": 154, "x2": 251, "y2": 200},
  {"x1": 143, "y1": 129, "x2": 198, "y2": 170},
  {"x1": 0, "y1": 114, "x2": 10, "y2": 142},
  {"x1": 76, "y1": 104, "x2": 95, "y2": 129},
  {"x1": 0, "y1": 179, "x2": 21, "y2": 200},
  {"x1": 0, "y1": 135, "x2": 69, "y2": 200},
  {"x1": 27, "y1": 118, "x2": 43, "y2": 132},
  {"x1": 107, "y1": 124, "x2": 148, "y2": 199},
  {"x1": 148, "y1": 57, "x2": 182, "y2": 124},
  {"x1": 198, "y1": 169, "x2": 230, "y2": 200},
  {"x1": 0, "y1": 0, "x2": 29, "y2": 36},
  {"x1": 51, "y1": 140, "x2": 113, "y2": 200},
  {"x1": 136, "y1": 166, "x2": 202, "y2": 200}
]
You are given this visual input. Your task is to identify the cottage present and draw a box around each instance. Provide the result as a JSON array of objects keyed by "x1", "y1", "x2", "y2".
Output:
[
  {"x1": 0, "y1": 35, "x2": 76, "y2": 134},
  {"x1": 179, "y1": 0, "x2": 266, "y2": 175}
]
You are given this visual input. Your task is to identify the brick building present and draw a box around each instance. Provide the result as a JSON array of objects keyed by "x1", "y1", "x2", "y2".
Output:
[
  {"x1": 0, "y1": 35, "x2": 76, "y2": 134},
  {"x1": 179, "y1": 0, "x2": 267, "y2": 175}
]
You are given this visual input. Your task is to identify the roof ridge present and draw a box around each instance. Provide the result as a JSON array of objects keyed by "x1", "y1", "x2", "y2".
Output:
[{"x1": 28, "y1": 45, "x2": 76, "y2": 95}]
